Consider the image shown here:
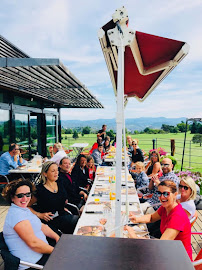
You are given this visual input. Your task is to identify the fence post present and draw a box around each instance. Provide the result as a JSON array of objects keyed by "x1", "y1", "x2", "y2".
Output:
[
  {"x1": 156, "y1": 138, "x2": 158, "y2": 149},
  {"x1": 152, "y1": 139, "x2": 155, "y2": 149},
  {"x1": 189, "y1": 140, "x2": 191, "y2": 168},
  {"x1": 171, "y1": 139, "x2": 175, "y2": 156}
]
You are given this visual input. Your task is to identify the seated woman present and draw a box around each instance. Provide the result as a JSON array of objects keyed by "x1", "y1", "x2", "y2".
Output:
[
  {"x1": 86, "y1": 155, "x2": 96, "y2": 182},
  {"x1": 2, "y1": 179, "x2": 59, "y2": 268},
  {"x1": 146, "y1": 150, "x2": 162, "y2": 177},
  {"x1": 29, "y1": 161, "x2": 79, "y2": 234},
  {"x1": 125, "y1": 180, "x2": 192, "y2": 261},
  {"x1": 177, "y1": 176, "x2": 196, "y2": 219},
  {"x1": 103, "y1": 136, "x2": 111, "y2": 154},
  {"x1": 130, "y1": 139, "x2": 144, "y2": 170},
  {"x1": 70, "y1": 154, "x2": 89, "y2": 188}
]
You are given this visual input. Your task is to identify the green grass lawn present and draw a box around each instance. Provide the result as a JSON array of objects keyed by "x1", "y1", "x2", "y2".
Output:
[{"x1": 62, "y1": 132, "x2": 202, "y2": 173}]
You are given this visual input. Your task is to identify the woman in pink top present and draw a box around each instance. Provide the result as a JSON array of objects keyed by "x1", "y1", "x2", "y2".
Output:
[{"x1": 125, "y1": 180, "x2": 192, "y2": 260}]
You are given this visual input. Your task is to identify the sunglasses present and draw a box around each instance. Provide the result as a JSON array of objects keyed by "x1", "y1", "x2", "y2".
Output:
[
  {"x1": 15, "y1": 192, "x2": 32, "y2": 198},
  {"x1": 179, "y1": 184, "x2": 189, "y2": 191},
  {"x1": 132, "y1": 143, "x2": 137, "y2": 146},
  {"x1": 157, "y1": 191, "x2": 170, "y2": 197},
  {"x1": 161, "y1": 164, "x2": 170, "y2": 167}
]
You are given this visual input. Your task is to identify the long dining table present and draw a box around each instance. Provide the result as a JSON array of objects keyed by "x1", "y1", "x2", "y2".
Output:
[{"x1": 73, "y1": 165, "x2": 148, "y2": 238}]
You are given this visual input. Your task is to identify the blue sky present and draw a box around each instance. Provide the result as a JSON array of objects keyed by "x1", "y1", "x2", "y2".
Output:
[{"x1": 0, "y1": 0, "x2": 202, "y2": 120}]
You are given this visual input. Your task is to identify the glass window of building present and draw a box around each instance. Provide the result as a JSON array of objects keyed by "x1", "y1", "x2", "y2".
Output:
[
  {"x1": 0, "y1": 109, "x2": 10, "y2": 152},
  {"x1": 15, "y1": 113, "x2": 29, "y2": 158},
  {"x1": 46, "y1": 115, "x2": 57, "y2": 155}
]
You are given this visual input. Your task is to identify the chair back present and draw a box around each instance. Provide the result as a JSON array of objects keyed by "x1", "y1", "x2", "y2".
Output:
[
  {"x1": 190, "y1": 211, "x2": 198, "y2": 227},
  {"x1": 0, "y1": 231, "x2": 20, "y2": 270},
  {"x1": 193, "y1": 249, "x2": 202, "y2": 269}
]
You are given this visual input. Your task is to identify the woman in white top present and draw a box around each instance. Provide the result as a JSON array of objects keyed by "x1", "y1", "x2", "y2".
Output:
[{"x1": 177, "y1": 176, "x2": 196, "y2": 219}]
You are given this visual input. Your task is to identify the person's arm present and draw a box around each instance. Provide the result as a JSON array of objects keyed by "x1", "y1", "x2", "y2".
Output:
[
  {"x1": 5, "y1": 154, "x2": 18, "y2": 169},
  {"x1": 14, "y1": 220, "x2": 54, "y2": 254},
  {"x1": 130, "y1": 211, "x2": 161, "y2": 224},
  {"x1": 28, "y1": 195, "x2": 54, "y2": 222},
  {"x1": 41, "y1": 223, "x2": 60, "y2": 242},
  {"x1": 149, "y1": 175, "x2": 160, "y2": 191},
  {"x1": 160, "y1": 228, "x2": 179, "y2": 240}
]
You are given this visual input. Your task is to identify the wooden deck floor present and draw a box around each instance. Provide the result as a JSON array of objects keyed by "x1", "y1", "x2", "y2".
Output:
[{"x1": 0, "y1": 199, "x2": 202, "y2": 269}]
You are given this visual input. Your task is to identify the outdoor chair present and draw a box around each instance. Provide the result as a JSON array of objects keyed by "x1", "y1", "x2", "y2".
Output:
[
  {"x1": 190, "y1": 211, "x2": 198, "y2": 228},
  {"x1": 191, "y1": 231, "x2": 202, "y2": 269},
  {"x1": 0, "y1": 231, "x2": 43, "y2": 270},
  {"x1": 0, "y1": 175, "x2": 9, "y2": 185}
]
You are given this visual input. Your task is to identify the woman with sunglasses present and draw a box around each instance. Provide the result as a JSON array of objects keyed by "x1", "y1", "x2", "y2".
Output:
[
  {"x1": 130, "y1": 139, "x2": 144, "y2": 169},
  {"x1": 2, "y1": 178, "x2": 59, "y2": 268},
  {"x1": 29, "y1": 161, "x2": 79, "y2": 234},
  {"x1": 146, "y1": 150, "x2": 162, "y2": 177},
  {"x1": 125, "y1": 180, "x2": 192, "y2": 260},
  {"x1": 177, "y1": 177, "x2": 196, "y2": 219}
]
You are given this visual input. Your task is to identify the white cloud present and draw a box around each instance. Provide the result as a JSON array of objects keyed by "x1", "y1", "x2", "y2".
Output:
[{"x1": 0, "y1": 0, "x2": 202, "y2": 120}]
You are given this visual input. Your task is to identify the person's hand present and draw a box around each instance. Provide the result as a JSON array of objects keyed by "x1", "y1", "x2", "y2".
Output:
[
  {"x1": 80, "y1": 191, "x2": 88, "y2": 201},
  {"x1": 49, "y1": 146, "x2": 53, "y2": 153},
  {"x1": 129, "y1": 213, "x2": 138, "y2": 223},
  {"x1": 55, "y1": 235, "x2": 60, "y2": 243},
  {"x1": 124, "y1": 225, "x2": 138, "y2": 238},
  {"x1": 152, "y1": 175, "x2": 160, "y2": 186},
  {"x1": 38, "y1": 212, "x2": 54, "y2": 222}
]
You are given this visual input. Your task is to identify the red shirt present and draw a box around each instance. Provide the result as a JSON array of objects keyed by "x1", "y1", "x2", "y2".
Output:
[
  {"x1": 157, "y1": 204, "x2": 192, "y2": 260},
  {"x1": 89, "y1": 143, "x2": 98, "y2": 154}
]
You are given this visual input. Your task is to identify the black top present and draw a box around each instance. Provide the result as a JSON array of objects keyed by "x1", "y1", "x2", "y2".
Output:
[
  {"x1": 147, "y1": 164, "x2": 154, "y2": 175},
  {"x1": 98, "y1": 129, "x2": 105, "y2": 140},
  {"x1": 58, "y1": 171, "x2": 82, "y2": 205},
  {"x1": 71, "y1": 164, "x2": 89, "y2": 188},
  {"x1": 35, "y1": 180, "x2": 67, "y2": 214},
  {"x1": 131, "y1": 148, "x2": 144, "y2": 163}
]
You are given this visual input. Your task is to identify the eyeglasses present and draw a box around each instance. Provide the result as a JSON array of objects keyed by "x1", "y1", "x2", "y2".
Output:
[
  {"x1": 161, "y1": 164, "x2": 170, "y2": 167},
  {"x1": 157, "y1": 191, "x2": 171, "y2": 197},
  {"x1": 132, "y1": 143, "x2": 137, "y2": 146},
  {"x1": 15, "y1": 192, "x2": 32, "y2": 198},
  {"x1": 179, "y1": 184, "x2": 189, "y2": 191},
  {"x1": 151, "y1": 155, "x2": 158, "y2": 158}
]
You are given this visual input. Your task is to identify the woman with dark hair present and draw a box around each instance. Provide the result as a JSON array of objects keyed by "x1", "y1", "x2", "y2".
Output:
[
  {"x1": 125, "y1": 180, "x2": 192, "y2": 260},
  {"x1": 146, "y1": 150, "x2": 162, "y2": 177},
  {"x1": 71, "y1": 154, "x2": 89, "y2": 188},
  {"x1": 130, "y1": 139, "x2": 144, "y2": 170},
  {"x1": 2, "y1": 178, "x2": 59, "y2": 269},
  {"x1": 29, "y1": 161, "x2": 79, "y2": 234},
  {"x1": 103, "y1": 136, "x2": 111, "y2": 154}
]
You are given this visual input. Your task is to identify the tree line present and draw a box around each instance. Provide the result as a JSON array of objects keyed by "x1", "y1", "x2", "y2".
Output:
[{"x1": 61, "y1": 121, "x2": 202, "y2": 139}]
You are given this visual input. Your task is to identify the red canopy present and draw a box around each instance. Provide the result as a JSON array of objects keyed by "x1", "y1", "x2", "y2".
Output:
[{"x1": 99, "y1": 20, "x2": 188, "y2": 101}]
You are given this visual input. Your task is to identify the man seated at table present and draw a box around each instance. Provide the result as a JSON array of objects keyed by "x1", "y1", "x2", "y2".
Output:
[
  {"x1": 91, "y1": 144, "x2": 104, "y2": 166},
  {"x1": 140, "y1": 158, "x2": 179, "y2": 214},
  {"x1": 58, "y1": 157, "x2": 87, "y2": 209},
  {"x1": 89, "y1": 137, "x2": 103, "y2": 155},
  {"x1": 49, "y1": 142, "x2": 67, "y2": 165},
  {"x1": 0, "y1": 143, "x2": 27, "y2": 180},
  {"x1": 97, "y1": 124, "x2": 107, "y2": 141}
]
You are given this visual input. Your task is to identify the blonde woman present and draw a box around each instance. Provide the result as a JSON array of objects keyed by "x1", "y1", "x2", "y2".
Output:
[
  {"x1": 177, "y1": 177, "x2": 196, "y2": 219},
  {"x1": 29, "y1": 161, "x2": 79, "y2": 234}
]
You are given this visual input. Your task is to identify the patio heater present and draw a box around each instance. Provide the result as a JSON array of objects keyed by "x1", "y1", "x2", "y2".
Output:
[{"x1": 98, "y1": 6, "x2": 189, "y2": 236}]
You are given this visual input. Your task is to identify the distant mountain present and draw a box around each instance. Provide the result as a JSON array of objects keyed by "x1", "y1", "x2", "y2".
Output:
[{"x1": 61, "y1": 117, "x2": 186, "y2": 132}]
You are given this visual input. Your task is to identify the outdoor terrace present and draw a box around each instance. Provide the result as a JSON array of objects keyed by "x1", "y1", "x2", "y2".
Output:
[{"x1": 0, "y1": 192, "x2": 201, "y2": 269}]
